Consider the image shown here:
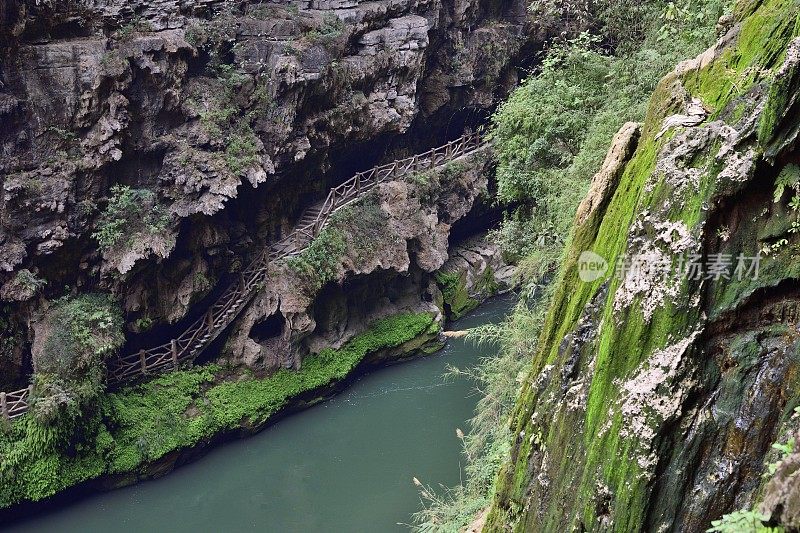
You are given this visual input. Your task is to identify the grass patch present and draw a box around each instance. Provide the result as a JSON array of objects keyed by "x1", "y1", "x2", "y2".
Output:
[{"x1": 0, "y1": 312, "x2": 436, "y2": 508}]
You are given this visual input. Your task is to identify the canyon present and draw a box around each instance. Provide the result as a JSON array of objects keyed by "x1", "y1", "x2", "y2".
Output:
[
  {"x1": 0, "y1": 0, "x2": 525, "y2": 516},
  {"x1": 3, "y1": 0, "x2": 800, "y2": 531}
]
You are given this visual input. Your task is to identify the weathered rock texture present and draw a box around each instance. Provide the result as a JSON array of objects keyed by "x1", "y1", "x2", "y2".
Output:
[
  {"x1": 222, "y1": 148, "x2": 492, "y2": 372},
  {"x1": 486, "y1": 1, "x2": 800, "y2": 531},
  {"x1": 0, "y1": 0, "x2": 534, "y2": 388},
  {"x1": 435, "y1": 232, "x2": 514, "y2": 320},
  {"x1": 761, "y1": 428, "x2": 800, "y2": 529}
]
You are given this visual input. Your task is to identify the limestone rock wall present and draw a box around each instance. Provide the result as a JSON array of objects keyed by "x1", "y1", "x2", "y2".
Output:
[
  {"x1": 485, "y1": 1, "x2": 800, "y2": 530},
  {"x1": 0, "y1": 0, "x2": 533, "y2": 387},
  {"x1": 436, "y1": 233, "x2": 515, "y2": 320},
  {"x1": 223, "y1": 149, "x2": 492, "y2": 372}
]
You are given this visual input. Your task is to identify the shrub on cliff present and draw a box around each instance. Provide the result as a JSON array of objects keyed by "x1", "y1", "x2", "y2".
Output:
[
  {"x1": 286, "y1": 227, "x2": 346, "y2": 291},
  {"x1": 92, "y1": 185, "x2": 170, "y2": 253},
  {"x1": 32, "y1": 294, "x2": 124, "y2": 423},
  {"x1": 491, "y1": 0, "x2": 726, "y2": 276}
]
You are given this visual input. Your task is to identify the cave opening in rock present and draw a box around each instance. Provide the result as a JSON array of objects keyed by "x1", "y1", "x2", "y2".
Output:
[
  {"x1": 250, "y1": 312, "x2": 286, "y2": 342},
  {"x1": 447, "y1": 188, "x2": 505, "y2": 247},
  {"x1": 305, "y1": 268, "x2": 427, "y2": 354}
]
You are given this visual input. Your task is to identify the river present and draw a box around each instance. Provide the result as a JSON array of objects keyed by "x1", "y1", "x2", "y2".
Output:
[{"x1": 6, "y1": 294, "x2": 515, "y2": 533}]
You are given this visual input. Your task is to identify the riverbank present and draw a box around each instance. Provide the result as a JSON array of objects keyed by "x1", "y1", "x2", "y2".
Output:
[
  {"x1": 3, "y1": 295, "x2": 516, "y2": 531},
  {"x1": 0, "y1": 311, "x2": 443, "y2": 520}
]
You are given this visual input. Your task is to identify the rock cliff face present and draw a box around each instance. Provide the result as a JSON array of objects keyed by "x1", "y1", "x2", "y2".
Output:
[
  {"x1": 486, "y1": 0, "x2": 800, "y2": 530},
  {"x1": 222, "y1": 149, "x2": 493, "y2": 372},
  {"x1": 0, "y1": 0, "x2": 532, "y2": 388},
  {"x1": 436, "y1": 233, "x2": 514, "y2": 320}
]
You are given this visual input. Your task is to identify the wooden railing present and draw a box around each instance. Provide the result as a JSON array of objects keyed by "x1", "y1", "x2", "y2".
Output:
[
  {"x1": 0, "y1": 386, "x2": 33, "y2": 421},
  {"x1": 1, "y1": 132, "x2": 488, "y2": 420}
]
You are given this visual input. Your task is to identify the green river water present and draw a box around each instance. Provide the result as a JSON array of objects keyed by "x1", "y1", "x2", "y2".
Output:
[{"x1": 5, "y1": 294, "x2": 514, "y2": 533}]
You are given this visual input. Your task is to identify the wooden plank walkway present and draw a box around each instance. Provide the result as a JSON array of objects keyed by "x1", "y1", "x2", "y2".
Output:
[{"x1": 0, "y1": 132, "x2": 488, "y2": 420}]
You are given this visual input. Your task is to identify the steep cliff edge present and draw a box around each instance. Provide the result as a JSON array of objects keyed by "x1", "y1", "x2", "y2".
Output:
[
  {"x1": 0, "y1": 145, "x2": 508, "y2": 512},
  {"x1": 0, "y1": 0, "x2": 532, "y2": 388},
  {"x1": 486, "y1": 0, "x2": 800, "y2": 530},
  {"x1": 0, "y1": 0, "x2": 531, "y2": 513}
]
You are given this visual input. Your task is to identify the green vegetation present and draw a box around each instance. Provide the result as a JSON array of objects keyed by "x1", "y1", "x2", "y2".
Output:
[
  {"x1": 406, "y1": 159, "x2": 469, "y2": 205},
  {"x1": 764, "y1": 163, "x2": 800, "y2": 254},
  {"x1": 0, "y1": 294, "x2": 123, "y2": 507},
  {"x1": 435, "y1": 271, "x2": 479, "y2": 320},
  {"x1": 286, "y1": 227, "x2": 346, "y2": 291},
  {"x1": 224, "y1": 128, "x2": 260, "y2": 175},
  {"x1": 183, "y1": 10, "x2": 237, "y2": 53},
  {"x1": 414, "y1": 287, "x2": 553, "y2": 528},
  {"x1": 708, "y1": 407, "x2": 800, "y2": 532},
  {"x1": 408, "y1": 170, "x2": 441, "y2": 205},
  {"x1": 467, "y1": 0, "x2": 800, "y2": 530},
  {"x1": 92, "y1": 185, "x2": 170, "y2": 252},
  {"x1": 247, "y1": 3, "x2": 287, "y2": 20},
  {"x1": 132, "y1": 316, "x2": 154, "y2": 333},
  {"x1": 12, "y1": 269, "x2": 47, "y2": 295},
  {"x1": 491, "y1": 0, "x2": 727, "y2": 276},
  {"x1": 707, "y1": 510, "x2": 781, "y2": 533},
  {"x1": 45, "y1": 126, "x2": 77, "y2": 145},
  {"x1": 187, "y1": 49, "x2": 266, "y2": 176},
  {"x1": 327, "y1": 196, "x2": 395, "y2": 263},
  {"x1": 304, "y1": 14, "x2": 345, "y2": 46},
  {"x1": 0, "y1": 312, "x2": 436, "y2": 508},
  {"x1": 33, "y1": 294, "x2": 124, "y2": 422},
  {"x1": 113, "y1": 16, "x2": 153, "y2": 41},
  {"x1": 0, "y1": 307, "x2": 21, "y2": 384},
  {"x1": 414, "y1": 0, "x2": 731, "y2": 529}
]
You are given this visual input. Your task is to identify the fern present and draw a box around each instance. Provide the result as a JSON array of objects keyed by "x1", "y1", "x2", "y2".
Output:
[
  {"x1": 707, "y1": 510, "x2": 781, "y2": 532},
  {"x1": 773, "y1": 163, "x2": 800, "y2": 203}
]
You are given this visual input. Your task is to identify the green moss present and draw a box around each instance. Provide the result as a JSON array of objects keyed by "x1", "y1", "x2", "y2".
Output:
[
  {"x1": 476, "y1": 266, "x2": 500, "y2": 297},
  {"x1": 0, "y1": 312, "x2": 436, "y2": 508},
  {"x1": 485, "y1": 1, "x2": 800, "y2": 530},
  {"x1": 435, "y1": 271, "x2": 479, "y2": 320},
  {"x1": 683, "y1": 0, "x2": 800, "y2": 115}
]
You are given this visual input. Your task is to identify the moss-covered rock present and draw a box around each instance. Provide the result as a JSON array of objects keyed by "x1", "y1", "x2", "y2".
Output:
[
  {"x1": 486, "y1": 1, "x2": 800, "y2": 530},
  {"x1": 436, "y1": 270, "x2": 481, "y2": 320},
  {"x1": 434, "y1": 234, "x2": 513, "y2": 322}
]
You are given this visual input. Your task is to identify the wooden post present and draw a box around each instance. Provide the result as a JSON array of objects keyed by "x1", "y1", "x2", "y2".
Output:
[
  {"x1": 0, "y1": 392, "x2": 7, "y2": 422},
  {"x1": 206, "y1": 310, "x2": 215, "y2": 331},
  {"x1": 139, "y1": 349, "x2": 147, "y2": 373},
  {"x1": 171, "y1": 339, "x2": 179, "y2": 366}
]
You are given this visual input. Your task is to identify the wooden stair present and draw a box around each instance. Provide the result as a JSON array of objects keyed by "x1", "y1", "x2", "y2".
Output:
[{"x1": 1, "y1": 132, "x2": 488, "y2": 420}]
